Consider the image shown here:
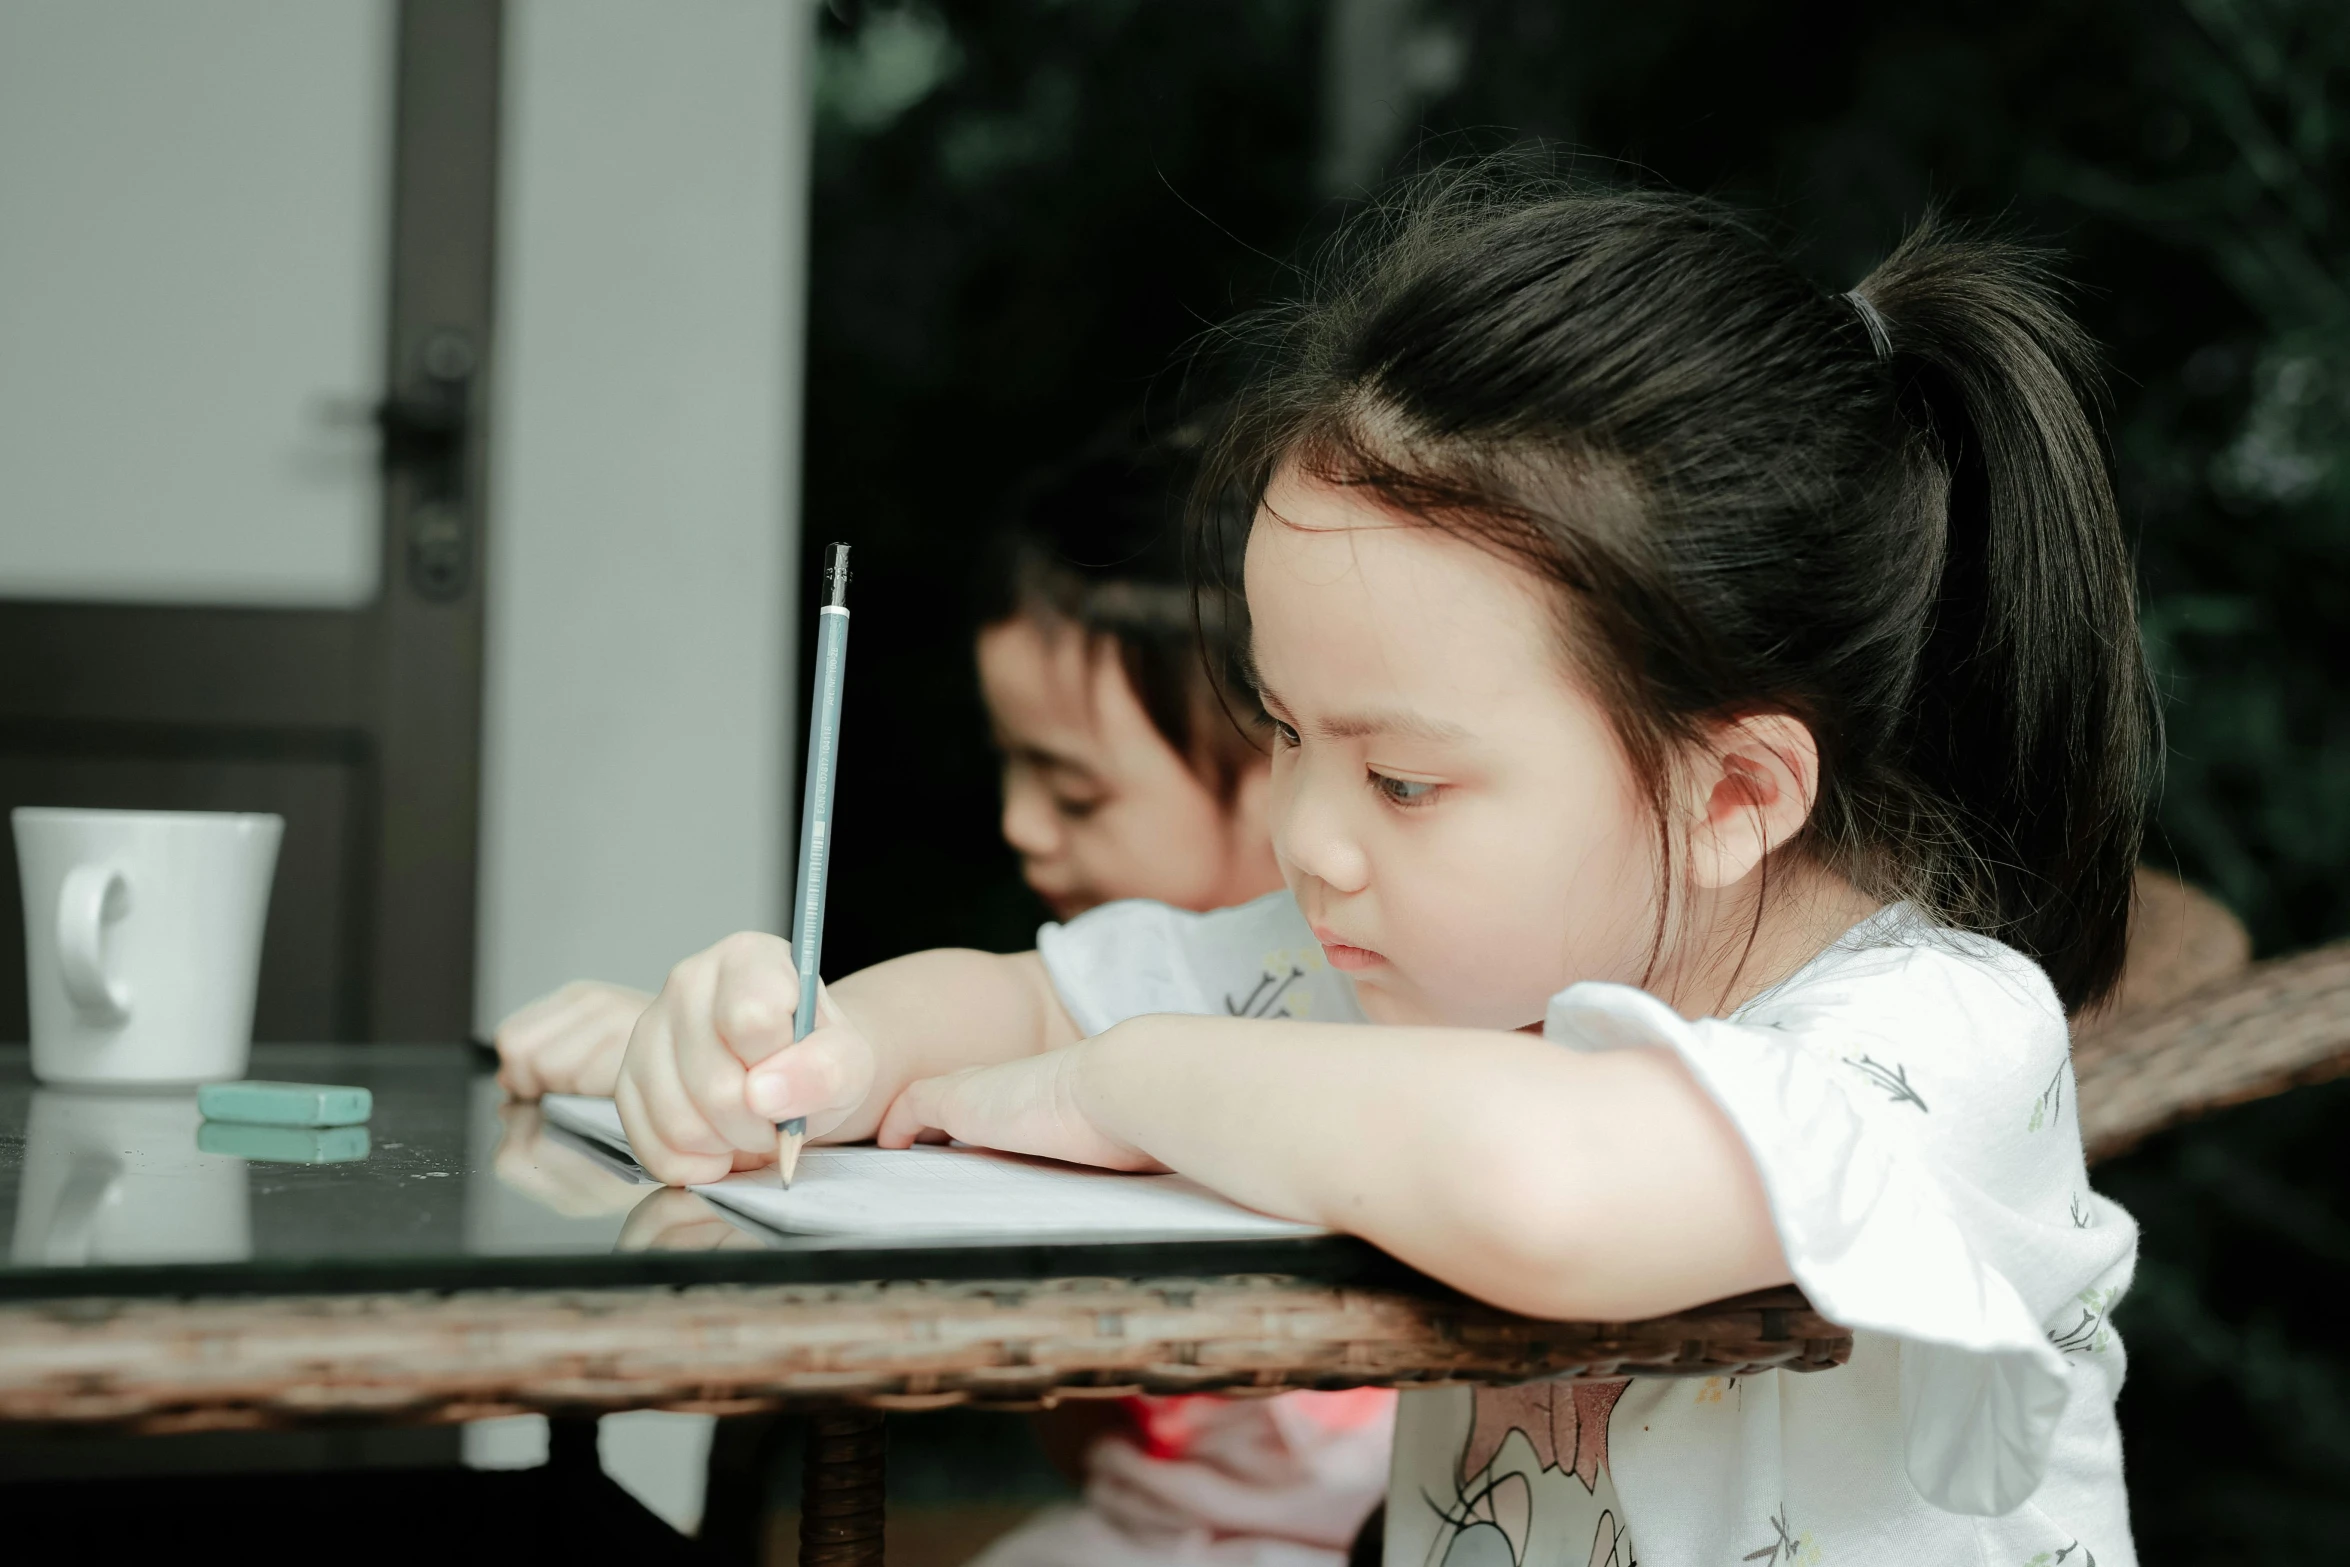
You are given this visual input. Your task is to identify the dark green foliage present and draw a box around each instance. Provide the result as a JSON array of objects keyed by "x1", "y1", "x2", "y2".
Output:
[
  {"x1": 806, "y1": 3, "x2": 2350, "y2": 1558},
  {"x1": 2096, "y1": 1080, "x2": 2350, "y2": 1561},
  {"x1": 805, "y1": 0, "x2": 1325, "y2": 973}
]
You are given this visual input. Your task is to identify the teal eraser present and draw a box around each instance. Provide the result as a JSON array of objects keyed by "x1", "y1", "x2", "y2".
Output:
[
  {"x1": 198, "y1": 1121, "x2": 371, "y2": 1165},
  {"x1": 197, "y1": 1080, "x2": 373, "y2": 1128}
]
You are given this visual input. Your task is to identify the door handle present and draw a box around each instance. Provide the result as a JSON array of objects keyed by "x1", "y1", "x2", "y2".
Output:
[{"x1": 377, "y1": 329, "x2": 476, "y2": 602}]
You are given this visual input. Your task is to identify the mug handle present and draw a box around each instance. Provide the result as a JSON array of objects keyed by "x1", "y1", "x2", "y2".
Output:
[
  {"x1": 57, "y1": 864, "x2": 133, "y2": 1024},
  {"x1": 41, "y1": 1151, "x2": 127, "y2": 1267}
]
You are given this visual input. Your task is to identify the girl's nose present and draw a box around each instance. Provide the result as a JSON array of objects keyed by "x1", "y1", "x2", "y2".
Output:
[
  {"x1": 1272, "y1": 761, "x2": 1369, "y2": 894},
  {"x1": 999, "y1": 773, "x2": 1063, "y2": 860}
]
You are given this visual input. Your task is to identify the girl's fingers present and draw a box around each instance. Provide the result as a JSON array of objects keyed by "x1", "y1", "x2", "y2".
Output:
[
  {"x1": 525, "y1": 990, "x2": 642, "y2": 1098},
  {"x1": 734, "y1": 980, "x2": 875, "y2": 1137},
  {"x1": 877, "y1": 1055, "x2": 1162, "y2": 1171},
  {"x1": 875, "y1": 1071, "x2": 958, "y2": 1149},
  {"x1": 496, "y1": 982, "x2": 648, "y2": 1099},
  {"x1": 535, "y1": 1023, "x2": 624, "y2": 1098},
  {"x1": 708, "y1": 934, "x2": 807, "y2": 1068},
  {"x1": 645, "y1": 938, "x2": 796, "y2": 1155},
  {"x1": 671, "y1": 997, "x2": 786, "y2": 1155},
  {"x1": 609, "y1": 931, "x2": 847, "y2": 1182},
  {"x1": 493, "y1": 989, "x2": 579, "y2": 1097},
  {"x1": 743, "y1": 1026, "x2": 873, "y2": 1136},
  {"x1": 617, "y1": 1013, "x2": 752, "y2": 1186},
  {"x1": 620, "y1": 1041, "x2": 718, "y2": 1167}
]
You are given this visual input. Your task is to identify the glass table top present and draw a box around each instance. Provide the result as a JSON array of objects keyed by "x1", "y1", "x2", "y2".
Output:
[{"x1": 0, "y1": 1044, "x2": 1392, "y2": 1301}]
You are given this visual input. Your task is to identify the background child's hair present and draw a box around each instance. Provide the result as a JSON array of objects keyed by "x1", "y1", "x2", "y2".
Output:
[
  {"x1": 979, "y1": 415, "x2": 1261, "y2": 801},
  {"x1": 1202, "y1": 166, "x2": 2158, "y2": 1012}
]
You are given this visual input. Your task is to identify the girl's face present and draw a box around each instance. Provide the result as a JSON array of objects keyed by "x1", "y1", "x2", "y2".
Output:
[
  {"x1": 1246, "y1": 470, "x2": 1660, "y2": 1028},
  {"x1": 977, "y1": 613, "x2": 1281, "y2": 920}
]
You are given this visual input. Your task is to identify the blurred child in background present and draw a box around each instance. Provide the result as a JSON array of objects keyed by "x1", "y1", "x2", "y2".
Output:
[{"x1": 494, "y1": 417, "x2": 1394, "y2": 1566}]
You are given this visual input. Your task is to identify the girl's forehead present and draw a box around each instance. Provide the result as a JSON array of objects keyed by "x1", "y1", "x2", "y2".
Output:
[
  {"x1": 1244, "y1": 477, "x2": 1574, "y2": 721},
  {"x1": 977, "y1": 615, "x2": 1122, "y2": 745},
  {"x1": 1246, "y1": 479, "x2": 1552, "y2": 645}
]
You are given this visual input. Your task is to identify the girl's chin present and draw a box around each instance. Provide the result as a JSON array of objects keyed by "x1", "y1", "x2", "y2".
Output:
[
  {"x1": 1351, "y1": 981, "x2": 1431, "y2": 1027},
  {"x1": 1352, "y1": 976, "x2": 1541, "y2": 1031},
  {"x1": 1026, "y1": 881, "x2": 1096, "y2": 921}
]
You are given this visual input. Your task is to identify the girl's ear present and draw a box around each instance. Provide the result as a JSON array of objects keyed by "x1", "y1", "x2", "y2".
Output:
[{"x1": 1684, "y1": 713, "x2": 1822, "y2": 891}]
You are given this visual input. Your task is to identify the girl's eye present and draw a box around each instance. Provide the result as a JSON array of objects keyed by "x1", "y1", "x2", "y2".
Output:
[
  {"x1": 1268, "y1": 718, "x2": 1301, "y2": 748},
  {"x1": 1371, "y1": 772, "x2": 1438, "y2": 807},
  {"x1": 1053, "y1": 794, "x2": 1103, "y2": 822}
]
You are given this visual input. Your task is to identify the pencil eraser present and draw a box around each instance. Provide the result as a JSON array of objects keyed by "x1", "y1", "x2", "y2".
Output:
[
  {"x1": 198, "y1": 1121, "x2": 371, "y2": 1164},
  {"x1": 197, "y1": 1080, "x2": 373, "y2": 1128}
]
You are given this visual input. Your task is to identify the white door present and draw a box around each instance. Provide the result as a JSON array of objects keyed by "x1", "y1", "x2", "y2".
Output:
[{"x1": 0, "y1": 0, "x2": 501, "y2": 1040}]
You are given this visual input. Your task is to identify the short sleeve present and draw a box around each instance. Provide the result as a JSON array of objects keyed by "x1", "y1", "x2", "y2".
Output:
[
  {"x1": 1035, "y1": 891, "x2": 1365, "y2": 1037},
  {"x1": 1542, "y1": 936, "x2": 2134, "y2": 1518}
]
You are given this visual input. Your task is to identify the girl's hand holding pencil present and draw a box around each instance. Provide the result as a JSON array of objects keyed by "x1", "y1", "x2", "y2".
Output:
[
  {"x1": 612, "y1": 933, "x2": 880, "y2": 1186},
  {"x1": 612, "y1": 940, "x2": 1084, "y2": 1187}
]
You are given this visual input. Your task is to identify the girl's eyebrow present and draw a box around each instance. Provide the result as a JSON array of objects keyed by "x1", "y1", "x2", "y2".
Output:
[
  {"x1": 989, "y1": 729, "x2": 1103, "y2": 781},
  {"x1": 1315, "y1": 708, "x2": 1470, "y2": 744},
  {"x1": 1021, "y1": 746, "x2": 1101, "y2": 781},
  {"x1": 1254, "y1": 683, "x2": 1469, "y2": 745}
]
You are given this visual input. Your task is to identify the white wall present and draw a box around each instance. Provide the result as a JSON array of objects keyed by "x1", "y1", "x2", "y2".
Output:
[
  {"x1": 474, "y1": 0, "x2": 818, "y2": 1033},
  {"x1": 0, "y1": 0, "x2": 391, "y2": 606}
]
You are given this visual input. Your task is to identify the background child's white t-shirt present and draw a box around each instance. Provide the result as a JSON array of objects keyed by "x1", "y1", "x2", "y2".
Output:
[{"x1": 1038, "y1": 891, "x2": 2139, "y2": 1567}]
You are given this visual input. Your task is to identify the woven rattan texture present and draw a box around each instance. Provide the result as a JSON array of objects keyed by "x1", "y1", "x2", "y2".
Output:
[
  {"x1": 2076, "y1": 938, "x2": 2350, "y2": 1162},
  {"x1": 0, "y1": 1277, "x2": 1845, "y2": 1432}
]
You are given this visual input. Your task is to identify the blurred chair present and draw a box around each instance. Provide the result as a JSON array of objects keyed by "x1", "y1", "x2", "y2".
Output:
[{"x1": 2077, "y1": 870, "x2": 2350, "y2": 1162}]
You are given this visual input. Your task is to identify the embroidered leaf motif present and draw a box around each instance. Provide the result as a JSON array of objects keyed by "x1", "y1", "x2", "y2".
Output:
[
  {"x1": 2050, "y1": 1288, "x2": 2118, "y2": 1355},
  {"x1": 1224, "y1": 965, "x2": 1305, "y2": 1020},
  {"x1": 1741, "y1": 1507, "x2": 1817, "y2": 1564},
  {"x1": 2029, "y1": 1060, "x2": 2067, "y2": 1132},
  {"x1": 1845, "y1": 1054, "x2": 1928, "y2": 1111},
  {"x1": 2070, "y1": 1192, "x2": 2092, "y2": 1229},
  {"x1": 2027, "y1": 1541, "x2": 2095, "y2": 1566}
]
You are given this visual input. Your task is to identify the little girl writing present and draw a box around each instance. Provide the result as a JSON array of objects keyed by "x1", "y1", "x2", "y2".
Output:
[{"x1": 612, "y1": 176, "x2": 2152, "y2": 1566}]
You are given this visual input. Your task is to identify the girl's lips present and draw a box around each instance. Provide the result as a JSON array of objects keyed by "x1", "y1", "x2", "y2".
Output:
[{"x1": 1318, "y1": 939, "x2": 1384, "y2": 972}]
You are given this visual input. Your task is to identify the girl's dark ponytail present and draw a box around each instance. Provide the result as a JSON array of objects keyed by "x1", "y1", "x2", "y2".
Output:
[
  {"x1": 1851, "y1": 226, "x2": 2156, "y2": 1010},
  {"x1": 1212, "y1": 175, "x2": 2158, "y2": 1014}
]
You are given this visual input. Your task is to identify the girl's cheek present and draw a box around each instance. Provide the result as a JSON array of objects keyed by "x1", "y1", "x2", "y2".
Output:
[
  {"x1": 1377, "y1": 865, "x2": 1540, "y2": 1027},
  {"x1": 1434, "y1": 825, "x2": 1606, "y2": 1020}
]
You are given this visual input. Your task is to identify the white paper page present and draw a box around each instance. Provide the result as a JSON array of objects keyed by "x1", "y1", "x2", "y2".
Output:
[{"x1": 541, "y1": 1095, "x2": 1326, "y2": 1244}]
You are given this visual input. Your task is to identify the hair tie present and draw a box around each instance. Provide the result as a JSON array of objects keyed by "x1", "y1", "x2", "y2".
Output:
[{"x1": 1844, "y1": 290, "x2": 1893, "y2": 362}]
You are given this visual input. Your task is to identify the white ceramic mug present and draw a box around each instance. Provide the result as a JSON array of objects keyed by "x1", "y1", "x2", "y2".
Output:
[{"x1": 12, "y1": 807, "x2": 283, "y2": 1087}]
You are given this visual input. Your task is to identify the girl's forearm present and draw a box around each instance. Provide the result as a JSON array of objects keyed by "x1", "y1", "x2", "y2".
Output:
[
  {"x1": 1076, "y1": 1016, "x2": 1789, "y2": 1320},
  {"x1": 825, "y1": 949, "x2": 1079, "y2": 1142}
]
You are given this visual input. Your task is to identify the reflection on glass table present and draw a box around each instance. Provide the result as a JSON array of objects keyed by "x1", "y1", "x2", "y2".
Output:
[
  {"x1": 11, "y1": 1089, "x2": 250, "y2": 1267},
  {"x1": 0, "y1": 1043, "x2": 1385, "y2": 1295},
  {"x1": 0, "y1": 1043, "x2": 780, "y2": 1288}
]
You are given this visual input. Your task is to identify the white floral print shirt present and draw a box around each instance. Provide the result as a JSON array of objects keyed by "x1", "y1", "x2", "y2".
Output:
[{"x1": 1038, "y1": 894, "x2": 2138, "y2": 1567}]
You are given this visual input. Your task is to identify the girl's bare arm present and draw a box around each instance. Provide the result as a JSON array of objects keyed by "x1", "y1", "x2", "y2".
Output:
[{"x1": 887, "y1": 1014, "x2": 1790, "y2": 1322}]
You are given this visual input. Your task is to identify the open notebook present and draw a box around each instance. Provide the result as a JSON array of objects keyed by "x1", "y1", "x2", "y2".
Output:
[{"x1": 541, "y1": 1094, "x2": 1326, "y2": 1245}]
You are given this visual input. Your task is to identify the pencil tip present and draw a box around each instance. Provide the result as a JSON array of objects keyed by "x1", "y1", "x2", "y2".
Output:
[{"x1": 775, "y1": 1122, "x2": 806, "y2": 1188}]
